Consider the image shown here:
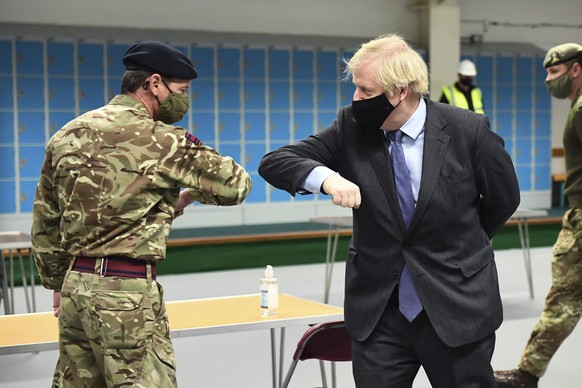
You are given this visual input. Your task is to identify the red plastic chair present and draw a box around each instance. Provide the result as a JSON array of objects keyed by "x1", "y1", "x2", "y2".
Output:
[{"x1": 282, "y1": 321, "x2": 352, "y2": 388}]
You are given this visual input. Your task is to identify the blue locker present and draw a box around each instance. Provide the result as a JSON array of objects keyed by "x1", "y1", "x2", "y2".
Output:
[
  {"x1": 217, "y1": 48, "x2": 240, "y2": 78},
  {"x1": 244, "y1": 143, "x2": 266, "y2": 172},
  {"x1": 293, "y1": 81, "x2": 314, "y2": 110},
  {"x1": 268, "y1": 141, "x2": 287, "y2": 152},
  {"x1": 340, "y1": 81, "x2": 354, "y2": 106},
  {"x1": 534, "y1": 84, "x2": 551, "y2": 110},
  {"x1": 191, "y1": 112, "x2": 215, "y2": 143},
  {"x1": 218, "y1": 80, "x2": 240, "y2": 110},
  {"x1": 496, "y1": 56, "x2": 514, "y2": 84},
  {"x1": 293, "y1": 112, "x2": 314, "y2": 140},
  {"x1": 18, "y1": 112, "x2": 45, "y2": 144},
  {"x1": 20, "y1": 179, "x2": 40, "y2": 212},
  {"x1": 218, "y1": 143, "x2": 241, "y2": 165},
  {"x1": 218, "y1": 112, "x2": 241, "y2": 141},
  {"x1": 0, "y1": 181, "x2": 16, "y2": 213},
  {"x1": 269, "y1": 81, "x2": 290, "y2": 109},
  {"x1": 533, "y1": 55, "x2": 547, "y2": 84},
  {"x1": 243, "y1": 48, "x2": 265, "y2": 79},
  {"x1": 515, "y1": 56, "x2": 533, "y2": 84},
  {"x1": 0, "y1": 40, "x2": 12, "y2": 74},
  {"x1": 515, "y1": 84, "x2": 533, "y2": 110},
  {"x1": 48, "y1": 77, "x2": 75, "y2": 109},
  {"x1": 515, "y1": 112, "x2": 532, "y2": 138},
  {"x1": 475, "y1": 55, "x2": 494, "y2": 84},
  {"x1": 534, "y1": 139, "x2": 551, "y2": 164},
  {"x1": 47, "y1": 42, "x2": 74, "y2": 76},
  {"x1": 244, "y1": 112, "x2": 266, "y2": 141},
  {"x1": 293, "y1": 50, "x2": 314, "y2": 80},
  {"x1": 270, "y1": 183, "x2": 292, "y2": 202},
  {"x1": 480, "y1": 84, "x2": 494, "y2": 112},
  {"x1": 107, "y1": 44, "x2": 131, "y2": 77},
  {"x1": 78, "y1": 43, "x2": 104, "y2": 76},
  {"x1": 0, "y1": 112, "x2": 14, "y2": 143},
  {"x1": 317, "y1": 50, "x2": 338, "y2": 81},
  {"x1": 504, "y1": 140, "x2": 514, "y2": 159},
  {"x1": 79, "y1": 78, "x2": 105, "y2": 110},
  {"x1": 49, "y1": 112, "x2": 75, "y2": 137},
  {"x1": 19, "y1": 145, "x2": 45, "y2": 178},
  {"x1": 245, "y1": 173, "x2": 266, "y2": 203},
  {"x1": 243, "y1": 81, "x2": 266, "y2": 110},
  {"x1": 317, "y1": 82, "x2": 337, "y2": 110},
  {"x1": 495, "y1": 111, "x2": 513, "y2": 138},
  {"x1": 16, "y1": 41, "x2": 43, "y2": 75},
  {"x1": 495, "y1": 84, "x2": 514, "y2": 110},
  {"x1": 0, "y1": 146, "x2": 15, "y2": 178},
  {"x1": 317, "y1": 112, "x2": 336, "y2": 133},
  {"x1": 17, "y1": 77, "x2": 45, "y2": 109},
  {"x1": 534, "y1": 112, "x2": 551, "y2": 137},
  {"x1": 191, "y1": 80, "x2": 215, "y2": 110},
  {"x1": 191, "y1": 47, "x2": 215, "y2": 79},
  {"x1": 269, "y1": 112, "x2": 290, "y2": 141},
  {"x1": 516, "y1": 166, "x2": 532, "y2": 191},
  {"x1": 0, "y1": 76, "x2": 13, "y2": 109},
  {"x1": 268, "y1": 49, "x2": 290, "y2": 79},
  {"x1": 534, "y1": 165, "x2": 551, "y2": 190},
  {"x1": 107, "y1": 78, "x2": 121, "y2": 101},
  {"x1": 515, "y1": 139, "x2": 532, "y2": 164}
]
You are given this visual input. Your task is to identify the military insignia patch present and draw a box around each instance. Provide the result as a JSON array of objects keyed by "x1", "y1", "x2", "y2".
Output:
[{"x1": 185, "y1": 132, "x2": 202, "y2": 145}]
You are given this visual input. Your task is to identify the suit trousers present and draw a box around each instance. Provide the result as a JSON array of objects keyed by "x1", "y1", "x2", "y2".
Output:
[{"x1": 351, "y1": 290, "x2": 496, "y2": 388}]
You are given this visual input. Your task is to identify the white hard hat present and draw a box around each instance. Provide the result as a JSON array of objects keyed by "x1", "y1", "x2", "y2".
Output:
[{"x1": 458, "y1": 59, "x2": 477, "y2": 76}]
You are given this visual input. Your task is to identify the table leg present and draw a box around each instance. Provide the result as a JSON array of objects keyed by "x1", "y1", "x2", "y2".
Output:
[
  {"x1": 270, "y1": 328, "x2": 277, "y2": 388},
  {"x1": 278, "y1": 327, "x2": 285, "y2": 388},
  {"x1": 516, "y1": 218, "x2": 534, "y2": 299},
  {"x1": 17, "y1": 250, "x2": 32, "y2": 313},
  {"x1": 29, "y1": 251, "x2": 36, "y2": 312},
  {"x1": 324, "y1": 226, "x2": 340, "y2": 304},
  {"x1": 0, "y1": 252, "x2": 11, "y2": 314}
]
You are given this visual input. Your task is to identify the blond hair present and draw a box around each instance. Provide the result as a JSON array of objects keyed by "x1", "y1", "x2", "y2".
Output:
[{"x1": 345, "y1": 33, "x2": 429, "y2": 96}]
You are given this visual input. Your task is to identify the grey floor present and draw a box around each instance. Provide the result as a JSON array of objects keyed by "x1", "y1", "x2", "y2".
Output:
[{"x1": 1, "y1": 246, "x2": 580, "y2": 387}]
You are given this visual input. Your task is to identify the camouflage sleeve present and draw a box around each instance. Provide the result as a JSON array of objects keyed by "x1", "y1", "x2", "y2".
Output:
[
  {"x1": 31, "y1": 146, "x2": 70, "y2": 290},
  {"x1": 157, "y1": 126, "x2": 252, "y2": 206}
]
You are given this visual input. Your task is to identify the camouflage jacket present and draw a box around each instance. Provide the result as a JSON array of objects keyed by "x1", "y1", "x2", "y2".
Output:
[{"x1": 31, "y1": 94, "x2": 252, "y2": 290}]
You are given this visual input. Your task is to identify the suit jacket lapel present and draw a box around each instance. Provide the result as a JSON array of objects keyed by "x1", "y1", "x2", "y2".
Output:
[{"x1": 408, "y1": 100, "x2": 450, "y2": 232}]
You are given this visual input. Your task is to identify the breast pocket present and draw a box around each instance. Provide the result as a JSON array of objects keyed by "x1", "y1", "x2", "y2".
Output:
[{"x1": 439, "y1": 166, "x2": 471, "y2": 186}]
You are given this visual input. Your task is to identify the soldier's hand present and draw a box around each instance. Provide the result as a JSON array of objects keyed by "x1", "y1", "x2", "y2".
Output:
[
  {"x1": 53, "y1": 290, "x2": 61, "y2": 318},
  {"x1": 322, "y1": 174, "x2": 361, "y2": 209}
]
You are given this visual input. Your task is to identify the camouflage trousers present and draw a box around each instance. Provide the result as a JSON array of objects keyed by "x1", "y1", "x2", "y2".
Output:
[
  {"x1": 519, "y1": 207, "x2": 582, "y2": 378},
  {"x1": 53, "y1": 262, "x2": 177, "y2": 387}
]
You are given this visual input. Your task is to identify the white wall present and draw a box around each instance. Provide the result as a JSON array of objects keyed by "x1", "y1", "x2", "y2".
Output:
[{"x1": 0, "y1": 0, "x2": 419, "y2": 43}]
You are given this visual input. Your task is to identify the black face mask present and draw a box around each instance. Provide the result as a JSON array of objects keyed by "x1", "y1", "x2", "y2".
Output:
[
  {"x1": 459, "y1": 77, "x2": 474, "y2": 88},
  {"x1": 352, "y1": 93, "x2": 398, "y2": 131}
]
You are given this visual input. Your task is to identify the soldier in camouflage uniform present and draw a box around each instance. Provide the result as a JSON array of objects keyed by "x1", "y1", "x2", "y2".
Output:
[
  {"x1": 495, "y1": 43, "x2": 582, "y2": 388},
  {"x1": 31, "y1": 41, "x2": 252, "y2": 387}
]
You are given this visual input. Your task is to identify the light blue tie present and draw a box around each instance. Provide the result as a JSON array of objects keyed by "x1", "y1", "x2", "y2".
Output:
[{"x1": 387, "y1": 130, "x2": 423, "y2": 322}]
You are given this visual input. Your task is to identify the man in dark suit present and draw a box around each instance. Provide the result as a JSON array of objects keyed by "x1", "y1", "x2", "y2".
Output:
[{"x1": 258, "y1": 34, "x2": 520, "y2": 387}]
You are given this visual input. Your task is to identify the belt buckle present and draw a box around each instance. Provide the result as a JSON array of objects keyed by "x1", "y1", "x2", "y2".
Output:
[{"x1": 99, "y1": 257, "x2": 109, "y2": 278}]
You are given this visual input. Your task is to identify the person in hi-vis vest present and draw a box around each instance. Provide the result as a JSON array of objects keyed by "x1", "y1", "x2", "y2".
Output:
[{"x1": 440, "y1": 59, "x2": 485, "y2": 114}]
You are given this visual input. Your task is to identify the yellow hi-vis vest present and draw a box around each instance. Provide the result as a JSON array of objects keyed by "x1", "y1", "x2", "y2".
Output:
[{"x1": 442, "y1": 85, "x2": 485, "y2": 114}]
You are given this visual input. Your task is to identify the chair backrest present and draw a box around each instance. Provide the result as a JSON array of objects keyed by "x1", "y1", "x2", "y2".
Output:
[{"x1": 293, "y1": 320, "x2": 352, "y2": 362}]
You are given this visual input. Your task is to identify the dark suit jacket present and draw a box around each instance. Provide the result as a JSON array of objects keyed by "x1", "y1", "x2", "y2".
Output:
[{"x1": 258, "y1": 98, "x2": 520, "y2": 347}]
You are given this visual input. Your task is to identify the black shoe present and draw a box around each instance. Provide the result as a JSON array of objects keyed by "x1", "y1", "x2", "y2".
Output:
[{"x1": 494, "y1": 368, "x2": 538, "y2": 388}]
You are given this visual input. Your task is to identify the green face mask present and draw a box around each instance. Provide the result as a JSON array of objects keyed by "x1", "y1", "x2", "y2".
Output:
[
  {"x1": 545, "y1": 71, "x2": 573, "y2": 99},
  {"x1": 157, "y1": 81, "x2": 190, "y2": 124}
]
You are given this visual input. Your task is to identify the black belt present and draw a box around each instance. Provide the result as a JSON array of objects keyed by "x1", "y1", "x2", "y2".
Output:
[{"x1": 73, "y1": 256, "x2": 157, "y2": 280}]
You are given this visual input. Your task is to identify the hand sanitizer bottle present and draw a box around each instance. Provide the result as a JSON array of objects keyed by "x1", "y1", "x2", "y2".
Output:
[{"x1": 260, "y1": 265, "x2": 279, "y2": 316}]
